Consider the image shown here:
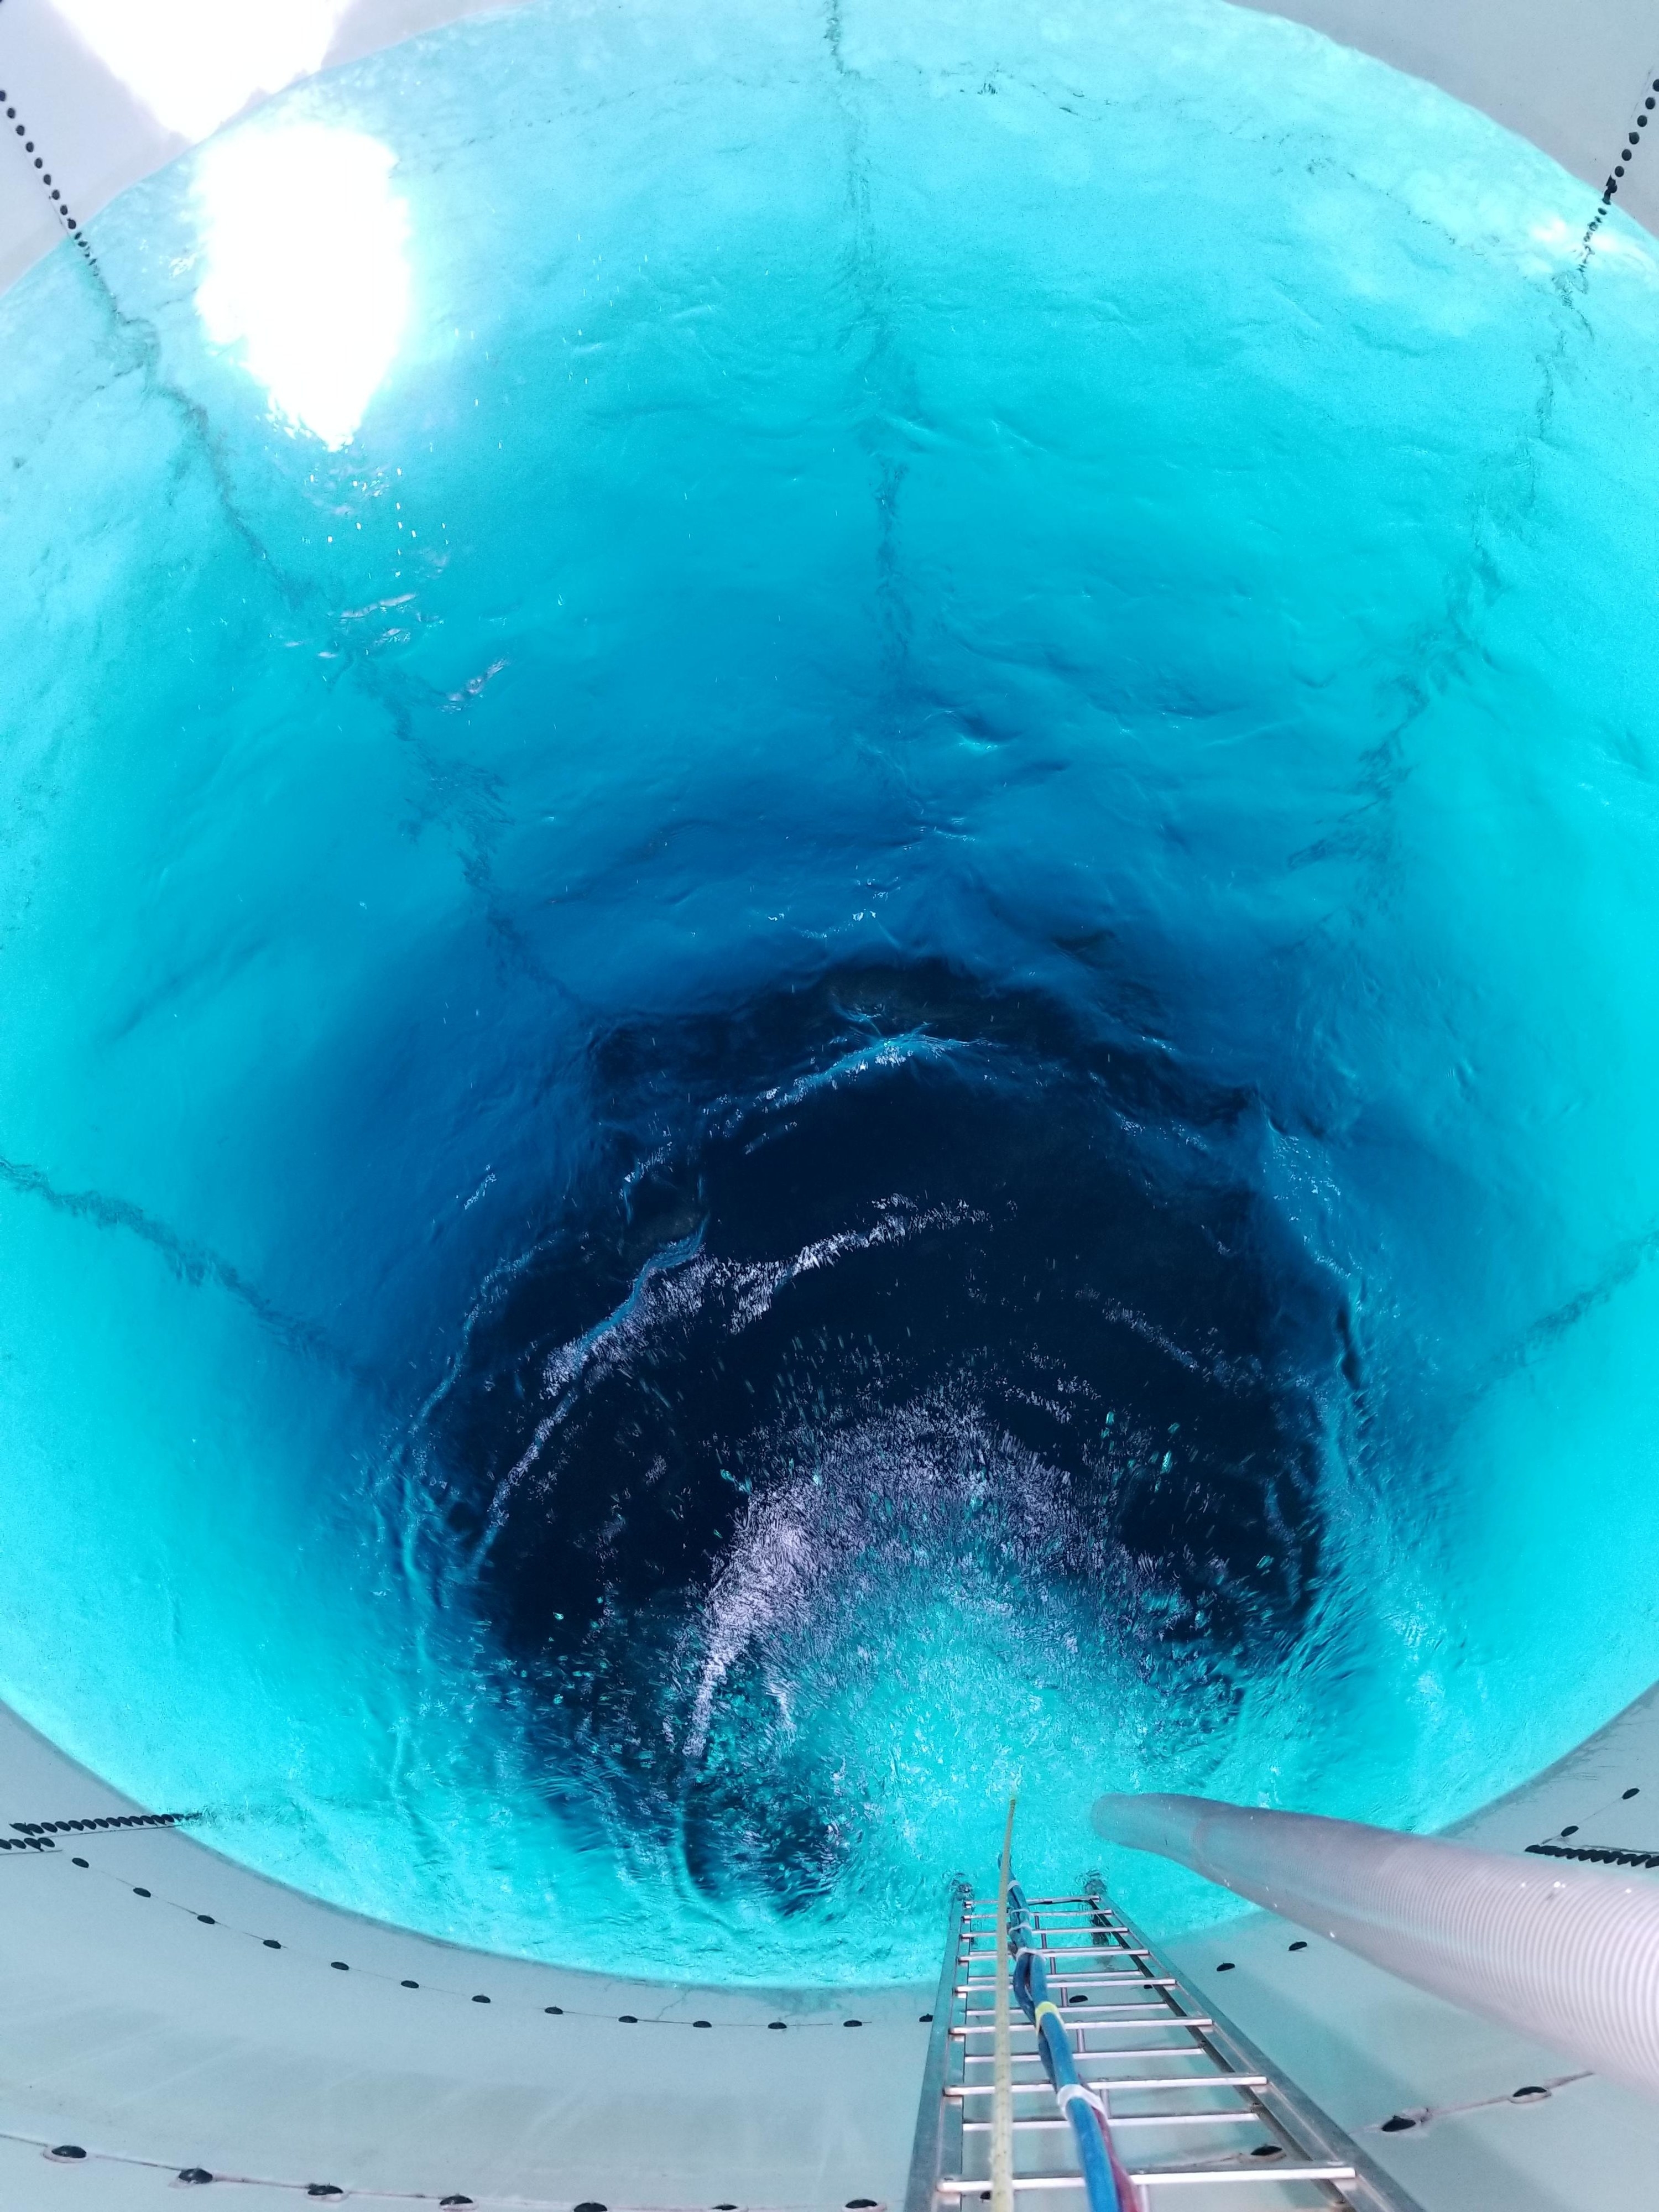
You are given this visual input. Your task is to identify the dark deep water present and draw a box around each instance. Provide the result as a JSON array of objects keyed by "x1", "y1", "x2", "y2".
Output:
[{"x1": 420, "y1": 968, "x2": 1340, "y2": 1913}]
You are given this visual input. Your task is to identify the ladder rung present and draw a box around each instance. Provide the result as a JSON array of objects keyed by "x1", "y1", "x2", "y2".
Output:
[
  {"x1": 963, "y1": 1917, "x2": 1121, "y2": 1928},
  {"x1": 953, "y1": 2074, "x2": 1268, "y2": 2096},
  {"x1": 948, "y1": 2065, "x2": 1229, "y2": 2099},
  {"x1": 962, "y1": 2037, "x2": 1187, "y2": 2051},
  {"x1": 937, "y1": 2167, "x2": 1357, "y2": 2193},
  {"x1": 978, "y1": 2060, "x2": 1228, "y2": 2076},
  {"x1": 957, "y1": 2017, "x2": 1211, "y2": 2038},
  {"x1": 957, "y1": 2025, "x2": 1201, "y2": 2038},
  {"x1": 963, "y1": 2113, "x2": 1270, "y2": 2133},
  {"x1": 950, "y1": 2067, "x2": 1203, "y2": 2100},
  {"x1": 960, "y1": 1931, "x2": 1129, "y2": 1944},
  {"x1": 960, "y1": 1975, "x2": 1176, "y2": 1997},
  {"x1": 987, "y1": 2008, "x2": 1212, "y2": 2026},
  {"x1": 947, "y1": 2046, "x2": 1218, "y2": 2080},
  {"x1": 953, "y1": 2001, "x2": 1173, "y2": 2036},
  {"x1": 960, "y1": 2033, "x2": 1217, "y2": 2050},
  {"x1": 963, "y1": 1915, "x2": 1125, "y2": 1928},
  {"x1": 966, "y1": 1896, "x2": 1096, "y2": 1907},
  {"x1": 958, "y1": 1964, "x2": 1138, "y2": 1979},
  {"x1": 961, "y1": 1944, "x2": 1149, "y2": 1959}
]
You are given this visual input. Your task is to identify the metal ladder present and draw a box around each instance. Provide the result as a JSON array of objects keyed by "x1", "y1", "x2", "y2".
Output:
[{"x1": 905, "y1": 1879, "x2": 1425, "y2": 2212}]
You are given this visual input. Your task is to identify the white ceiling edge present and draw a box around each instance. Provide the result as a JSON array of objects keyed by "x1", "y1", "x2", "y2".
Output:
[
  {"x1": 0, "y1": 0, "x2": 534, "y2": 295},
  {"x1": 1241, "y1": 0, "x2": 1658, "y2": 234},
  {"x1": 0, "y1": 0, "x2": 1656, "y2": 303}
]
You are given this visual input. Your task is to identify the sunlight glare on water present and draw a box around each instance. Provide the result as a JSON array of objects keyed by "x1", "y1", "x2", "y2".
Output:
[{"x1": 193, "y1": 120, "x2": 410, "y2": 448}]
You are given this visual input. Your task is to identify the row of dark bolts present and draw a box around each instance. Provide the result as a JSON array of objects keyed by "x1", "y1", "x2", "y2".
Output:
[
  {"x1": 46, "y1": 2157, "x2": 881, "y2": 2208},
  {"x1": 1608, "y1": 84, "x2": 1659, "y2": 194},
  {"x1": 45, "y1": 2160, "x2": 475, "y2": 2203},
  {"x1": 0, "y1": 79, "x2": 87, "y2": 252},
  {"x1": 46, "y1": 1837, "x2": 912, "y2": 2201}
]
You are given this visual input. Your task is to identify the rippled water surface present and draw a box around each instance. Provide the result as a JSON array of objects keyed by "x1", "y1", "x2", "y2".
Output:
[{"x1": 4, "y1": 0, "x2": 1659, "y2": 1981}]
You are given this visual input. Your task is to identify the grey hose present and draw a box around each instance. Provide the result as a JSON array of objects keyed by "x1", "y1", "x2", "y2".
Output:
[{"x1": 1093, "y1": 1791, "x2": 1659, "y2": 2099}]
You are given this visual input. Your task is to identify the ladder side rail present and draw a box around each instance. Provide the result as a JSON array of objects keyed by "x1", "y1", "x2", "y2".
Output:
[
  {"x1": 905, "y1": 1880, "x2": 972, "y2": 2212},
  {"x1": 1082, "y1": 1874, "x2": 1357, "y2": 2203},
  {"x1": 1096, "y1": 1885, "x2": 1433, "y2": 2212}
]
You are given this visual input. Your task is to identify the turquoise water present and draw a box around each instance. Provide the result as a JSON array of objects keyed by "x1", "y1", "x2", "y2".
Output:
[{"x1": 3, "y1": 0, "x2": 1659, "y2": 1985}]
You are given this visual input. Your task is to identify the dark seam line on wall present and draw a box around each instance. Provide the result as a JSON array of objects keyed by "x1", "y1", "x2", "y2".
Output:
[
  {"x1": 0, "y1": 0, "x2": 91, "y2": 260},
  {"x1": 0, "y1": 1153, "x2": 372, "y2": 1385},
  {"x1": 1581, "y1": 62, "x2": 1659, "y2": 259}
]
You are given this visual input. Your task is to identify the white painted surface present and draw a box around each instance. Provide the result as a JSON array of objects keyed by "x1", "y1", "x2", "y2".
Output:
[
  {"x1": 8, "y1": 1682, "x2": 1659, "y2": 2205},
  {"x1": 0, "y1": 1704, "x2": 932, "y2": 2208}
]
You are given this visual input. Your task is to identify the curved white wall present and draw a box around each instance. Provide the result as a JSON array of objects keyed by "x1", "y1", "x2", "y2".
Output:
[
  {"x1": 9, "y1": 1681, "x2": 1659, "y2": 2208},
  {"x1": 0, "y1": 0, "x2": 530, "y2": 290},
  {"x1": 1238, "y1": 0, "x2": 1659, "y2": 228},
  {"x1": 0, "y1": 1700, "x2": 933, "y2": 2210}
]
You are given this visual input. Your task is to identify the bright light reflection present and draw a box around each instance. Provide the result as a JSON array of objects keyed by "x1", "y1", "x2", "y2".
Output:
[
  {"x1": 194, "y1": 123, "x2": 410, "y2": 451},
  {"x1": 49, "y1": 0, "x2": 351, "y2": 141}
]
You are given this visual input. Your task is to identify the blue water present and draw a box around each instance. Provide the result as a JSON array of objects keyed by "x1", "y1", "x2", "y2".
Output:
[{"x1": 3, "y1": 0, "x2": 1659, "y2": 1985}]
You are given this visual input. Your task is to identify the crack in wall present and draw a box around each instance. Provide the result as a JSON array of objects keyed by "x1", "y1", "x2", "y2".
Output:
[{"x1": 0, "y1": 1151, "x2": 368, "y2": 1383}]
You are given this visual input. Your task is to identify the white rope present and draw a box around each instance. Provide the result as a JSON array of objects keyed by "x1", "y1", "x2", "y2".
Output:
[{"x1": 992, "y1": 1794, "x2": 1016, "y2": 2212}]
